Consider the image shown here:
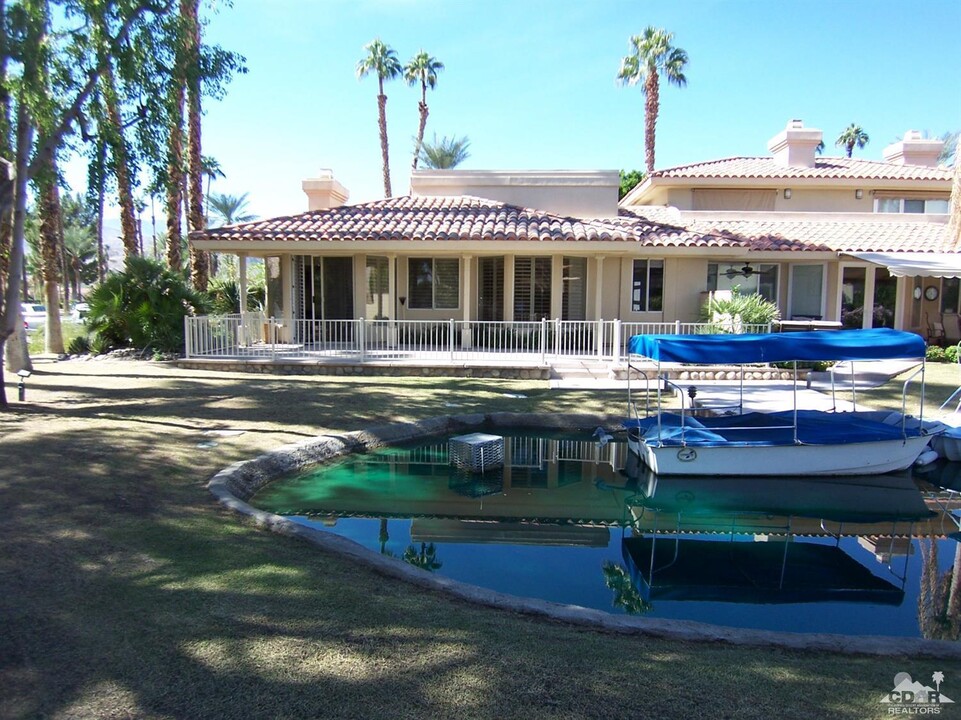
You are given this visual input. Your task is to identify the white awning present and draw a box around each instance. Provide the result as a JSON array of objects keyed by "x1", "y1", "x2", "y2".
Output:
[{"x1": 845, "y1": 252, "x2": 961, "y2": 278}]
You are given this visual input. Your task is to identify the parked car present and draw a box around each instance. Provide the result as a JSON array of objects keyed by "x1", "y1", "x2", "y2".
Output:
[
  {"x1": 70, "y1": 302, "x2": 90, "y2": 322},
  {"x1": 21, "y1": 303, "x2": 46, "y2": 331}
]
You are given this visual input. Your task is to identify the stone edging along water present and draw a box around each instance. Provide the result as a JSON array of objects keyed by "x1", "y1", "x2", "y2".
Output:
[{"x1": 207, "y1": 412, "x2": 961, "y2": 660}]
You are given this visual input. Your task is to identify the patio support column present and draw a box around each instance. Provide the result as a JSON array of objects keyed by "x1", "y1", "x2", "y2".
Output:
[
  {"x1": 594, "y1": 256, "x2": 605, "y2": 320},
  {"x1": 238, "y1": 253, "x2": 248, "y2": 316},
  {"x1": 388, "y1": 253, "x2": 398, "y2": 347},
  {"x1": 550, "y1": 257, "x2": 563, "y2": 320},
  {"x1": 863, "y1": 268, "x2": 876, "y2": 329},
  {"x1": 504, "y1": 256, "x2": 515, "y2": 322},
  {"x1": 462, "y1": 255, "x2": 473, "y2": 349}
]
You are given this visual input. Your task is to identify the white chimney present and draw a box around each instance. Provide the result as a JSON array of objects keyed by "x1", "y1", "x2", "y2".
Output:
[
  {"x1": 302, "y1": 169, "x2": 349, "y2": 210},
  {"x1": 767, "y1": 119, "x2": 823, "y2": 168},
  {"x1": 882, "y1": 131, "x2": 944, "y2": 167}
]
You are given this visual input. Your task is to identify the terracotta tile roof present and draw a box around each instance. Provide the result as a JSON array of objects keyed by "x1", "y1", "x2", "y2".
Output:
[
  {"x1": 193, "y1": 195, "x2": 641, "y2": 243},
  {"x1": 626, "y1": 207, "x2": 954, "y2": 253},
  {"x1": 652, "y1": 156, "x2": 953, "y2": 182},
  {"x1": 192, "y1": 193, "x2": 953, "y2": 255}
]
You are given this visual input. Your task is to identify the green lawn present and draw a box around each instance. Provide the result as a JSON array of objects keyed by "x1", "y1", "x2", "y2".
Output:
[{"x1": 1, "y1": 359, "x2": 958, "y2": 720}]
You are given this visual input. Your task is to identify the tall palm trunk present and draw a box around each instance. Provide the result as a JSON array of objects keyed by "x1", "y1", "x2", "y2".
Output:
[
  {"x1": 643, "y1": 71, "x2": 660, "y2": 173},
  {"x1": 101, "y1": 63, "x2": 139, "y2": 258},
  {"x1": 377, "y1": 78, "x2": 392, "y2": 197},
  {"x1": 184, "y1": 0, "x2": 208, "y2": 290},
  {"x1": 412, "y1": 83, "x2": 428, "y2": 172},
  {"x1": 38, "y1": 154, "x2": 64, "y2": 354},
  {"x1": 950, "y1": 155, "x2": 961, "y2": 248},
  {"x1": 165, "y1": 33, "x2": 186, "y2": 272}
]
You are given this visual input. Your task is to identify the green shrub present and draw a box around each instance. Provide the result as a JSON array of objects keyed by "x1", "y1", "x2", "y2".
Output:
[
  {"x1": 90, "y1": 333, "x2": 114, "y2": 355},
  {"x1": 85, "y1": 257, "x2": 211, "y2": 353},
  {"x1": 67, "y1": 335, "x2": 91, "y2": 355},
  {"x1": 946, "y1": 344, "x2": 960, "y2": 364},
  {"x1": 208, "y1": 277, "x2": 266, "y2": 314},
  {"x1": 927, "y1": 345, "x2": 947, "y2": 362},
  {"x1": 700, "y1": 287, "x2": 780, "y2": 333}
]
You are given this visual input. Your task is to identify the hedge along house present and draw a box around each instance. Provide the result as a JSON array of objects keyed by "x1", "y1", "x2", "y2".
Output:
[{"x1": 186, "y1": 122, "x2": 957, "y2": 367}]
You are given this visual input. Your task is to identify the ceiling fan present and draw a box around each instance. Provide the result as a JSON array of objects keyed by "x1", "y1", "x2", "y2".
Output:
[{"x1": 722, "y1": 262, "x2": 768, "y2": 279}]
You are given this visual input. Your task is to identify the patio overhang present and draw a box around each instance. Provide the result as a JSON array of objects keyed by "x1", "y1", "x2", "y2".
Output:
[{"x1": 843, "y1": 251, "x2": 961, "y2": 278}]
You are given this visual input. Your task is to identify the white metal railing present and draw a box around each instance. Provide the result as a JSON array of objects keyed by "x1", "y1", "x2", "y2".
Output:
[{"x1": 184, "y1": 316, "x2": 773, "y2": 364}]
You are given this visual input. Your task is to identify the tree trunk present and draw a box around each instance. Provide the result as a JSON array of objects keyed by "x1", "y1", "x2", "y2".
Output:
[
  {"x1": 166, "y1": 72, "x2": 185, "y2": 272},
  {"x1": 94, "y1": 131, "x2": 107, "y2": 281},
  {"x1": 184, "y1": 0, "x2": 208, "y2": 291},
  {"x1": 950, "y1": 154, "x2": 961, "y2": 248},
  {"x1": 412, "y1": 100, "x2": 428, "y2": 173},
  {"x1": 38, "y1": 154, "x2": 65, "y2": 354},
  {"x1": 0, "y1": 102, "x2": 35, "y2": 405},
  {"x1": 644, "y1": 72, "x2": 659, "y2": 174},
  {"x1": 378, "y1": 91, "x2": 392, "y2": 198},
  {"x1": 102, "y1": 63, "x2": 139, "y2": 259}
]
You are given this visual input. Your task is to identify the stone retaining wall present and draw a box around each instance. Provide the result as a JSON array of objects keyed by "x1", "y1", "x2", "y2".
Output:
[
  {"x1": 177, "y1": 359, "x2": 552, "y2": 379},
  {"x1": 207, "y1": 412, "x2": 961, "y2": 659}
]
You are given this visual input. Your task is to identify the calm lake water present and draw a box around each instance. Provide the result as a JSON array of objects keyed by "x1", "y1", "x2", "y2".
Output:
[{"x1": 249, "y1": 430, "x2": 961, "y2": 640}]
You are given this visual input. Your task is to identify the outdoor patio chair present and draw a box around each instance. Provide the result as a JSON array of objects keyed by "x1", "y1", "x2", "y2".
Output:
[
  {"x1": 926, "y1": 312, "x2": 946, "y2": 345},
  {"x1": 945, "y1": 313, "x2": 961, "y2": 344}
]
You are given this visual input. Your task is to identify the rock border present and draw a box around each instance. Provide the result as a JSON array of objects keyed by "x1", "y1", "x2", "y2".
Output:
[{"x1": 207, "y1": 412, "x2": 961, "y2": 659}]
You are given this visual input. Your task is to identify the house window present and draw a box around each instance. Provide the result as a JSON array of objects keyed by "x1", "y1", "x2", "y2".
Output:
[
  {"x1": 514, "y1": 257, "x2": 551, "y2": 321},
  {"x1": 408, "y1": 258, "x2": 459, "y2": 310},
  {"x1": 942, "y1": 278, "x2": 961, "y2": 315},
  {"x1": 875, "y1": 197, "x2": 950, "y2": 214},
  {"x1": 789, "y1": 264, "x2": 824, "y2": 320},
  {"x1": 562, "y1": 257, "x2": 586, "y2": 320},
  {"x1": 631, "y1": 259, "x2": 664, "y2": 312},
  {"x1": 706, "y1": 263, "x2": 778, "y2": 302}
]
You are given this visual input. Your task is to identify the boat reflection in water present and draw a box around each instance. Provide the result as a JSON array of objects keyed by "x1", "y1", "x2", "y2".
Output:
[
  {"x1": 621, "y1": 466, "x2": 933, "y2": 609},
  {"x1": 249, "y1": 431, "x2": 961, "y2": 638}
]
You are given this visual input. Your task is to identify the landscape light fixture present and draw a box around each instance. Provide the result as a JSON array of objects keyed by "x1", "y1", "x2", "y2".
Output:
[
  {"x1": 16, "y1": 369, "x2": 31, "y2": 402},
  {"x1": 783, "y1": 189, "x2": 792, "y2": 200}
]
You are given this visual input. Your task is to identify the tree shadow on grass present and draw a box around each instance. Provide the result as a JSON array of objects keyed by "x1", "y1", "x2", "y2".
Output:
[{"x1": 0, "y1": 370, "x2": 947, "y2": 719}]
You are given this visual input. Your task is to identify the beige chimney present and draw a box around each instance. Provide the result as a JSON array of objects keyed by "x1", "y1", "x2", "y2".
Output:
[
  {"x1": 302, "y1": 169, "x2": 349, "y2": 210},
  {"x1": 767, "y1": 119, "x2": 823, "y2": 168},
  {"x1": 882, "y1": 131, "x2": 944, "y2": 167}
]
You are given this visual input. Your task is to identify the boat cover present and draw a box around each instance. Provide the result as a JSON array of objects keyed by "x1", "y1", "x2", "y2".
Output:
[
  {"x1": 627, "y1": 328, "x2": 925, "y2": 364},
  {"x1": 622, "y1": 410, "x2": 922, "y2": 446}
]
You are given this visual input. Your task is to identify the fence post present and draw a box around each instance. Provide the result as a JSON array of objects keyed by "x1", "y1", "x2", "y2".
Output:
[
  {"x1": 449, "y1": 318, "x2": 455, "y2": 361},
  {"x1": 185, "y1": 318, "x2": 192, "y2": 358},
  {"x1": 674, "y1": 319, "x2": 681, "y2": 335},
  {"x1": 554, "y1": 318, "x2": 561, "y2": 358},
  {"x1": 358, "y1": 317, "x2": 366, "y2": 362},
  {"x1": 540, "y1": 318, "x2": 547, "y2": 364},
  {"x1": 612, "y1": 320, "x2": 621, "y2": 365},
  {"x1": 270, "y1": 317, "x2": 277, "y2": 362},
  {"x1": 596, "y1": 318, "x2": 604, "y2": 360}
]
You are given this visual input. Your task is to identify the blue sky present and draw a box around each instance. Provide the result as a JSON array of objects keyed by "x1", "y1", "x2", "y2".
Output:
[{"x1": 87, "y1": 0, "x2": 961, "y2": 222}]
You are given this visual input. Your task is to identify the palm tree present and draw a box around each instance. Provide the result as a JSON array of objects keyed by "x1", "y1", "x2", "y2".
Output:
[
  {"x1": 201, "y1": 155, "x2": 225, "y2": 222},
  {"x1": 184, "y1": 0, "x2": 208, "y2": 291},
  {"x1": 402, "y1": 542, "x2": 442, "y2": 572},
  {"x1": 404, "y1": 51, "x2": 444, "y2": 172},
  {"x1": 37, "y1": 155, "x2": 65, "y2": 354},
  {"x1": 62, "y1": 223, "x2": 97, "y2": 300},
  {"x1": 208, "y1": 192, "x2": 256, "y2": 227},
  {"x1": 835, "y1": 123, "x2": 870, "y2": 158},
  {"x1": 357, "y1": 39, "x2": 402, "y2": 198},
  {"x1": 418, "y1": 134, "x2": 470, "y2": 169},
  {"x1": 617, "y1": 27, "x2": 688, "y2": 174}
]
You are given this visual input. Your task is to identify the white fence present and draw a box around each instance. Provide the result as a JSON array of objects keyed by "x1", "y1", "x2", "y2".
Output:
[{"x1": 184, "y1": 313, "x2": 772, "y2": 365}]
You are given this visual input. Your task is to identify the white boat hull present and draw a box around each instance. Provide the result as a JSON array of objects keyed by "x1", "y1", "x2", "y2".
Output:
[{"x1": 627, "y1": 434, "x2": 933, "y2": 476}]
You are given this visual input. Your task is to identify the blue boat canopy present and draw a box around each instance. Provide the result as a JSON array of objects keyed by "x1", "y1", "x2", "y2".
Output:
[{"x1": 627, "y1": 328, "x2": 925, "y2": 364}]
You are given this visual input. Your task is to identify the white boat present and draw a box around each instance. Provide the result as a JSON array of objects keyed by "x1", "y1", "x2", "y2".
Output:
[{"x1": 623, "y1": 328, "x2": 939, "y2": 476}]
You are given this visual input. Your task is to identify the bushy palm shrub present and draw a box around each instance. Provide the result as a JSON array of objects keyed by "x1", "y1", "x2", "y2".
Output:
[
  {"x1": 208, "y1": 277, "x2": 266, "y2": 314},
  {"x1": 700, "y1": 287, "x2": 780, "y2": 333},
  {"x1": 86, "y1": 257, "x2": 211, "y2": 353}
]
